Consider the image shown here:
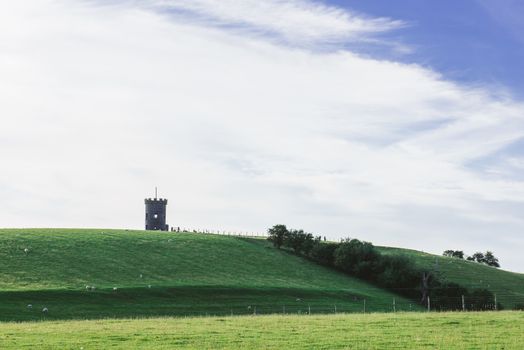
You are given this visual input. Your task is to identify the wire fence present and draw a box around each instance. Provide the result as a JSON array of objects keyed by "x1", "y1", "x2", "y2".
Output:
[
  {"x1": 138, "y1": 297, "x2": 523, "y2": 319},
  {"x1": 169, "y1": 227, "x2": 268, "y2": 238}
]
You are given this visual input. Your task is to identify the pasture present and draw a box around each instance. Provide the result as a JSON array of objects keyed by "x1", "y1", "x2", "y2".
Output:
[
  {"x1": 1, "y1": 311, "x2": 522, "y2": 349},
  {"x1": 0, "y1": 229, "x2": 417, "y2": 321}
]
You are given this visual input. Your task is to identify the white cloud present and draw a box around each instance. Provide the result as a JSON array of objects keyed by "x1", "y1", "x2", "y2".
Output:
[
  {"x1": 0, "y1": 0, "x2": 523, "y2": 272},
  {"x1": 142, "y1": 0, "x2": 406, "y2": 46}
]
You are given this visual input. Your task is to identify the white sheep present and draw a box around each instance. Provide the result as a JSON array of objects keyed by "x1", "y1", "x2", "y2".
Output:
[
  {"x1": 113, "y1": 287, "x2": 118, "y2": 291},
  {"x1": 139, "y1": 274, "x2": 143, "y2": 278},
  {"x1": 27, "y1": 304, "x2": 32, "y2": 309},
  {"x1": 24, "y1": 248, "x2": 29, "y2": 254},
  {"x1": 85, "y1": 285, "x2": 90, "y2": 290},
  {"x1": 91, "y1": 286, "x2": 96, "y2": 291},
  {"x1": 148, "y1": 285, "x2": 152, "y2": 289},
  {"x1": 42, "y1": 307, "x2": 48, "y2": 313}
]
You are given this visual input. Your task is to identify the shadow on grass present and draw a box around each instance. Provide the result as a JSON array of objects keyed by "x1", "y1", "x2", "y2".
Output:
[{"x1": 0, "y1": 286, "x2": 390, "y2": 322}]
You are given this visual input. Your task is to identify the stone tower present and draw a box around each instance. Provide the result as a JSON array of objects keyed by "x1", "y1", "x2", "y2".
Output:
[{"x1": 145, "y1": 189, "x2": 168, "y2": 231}]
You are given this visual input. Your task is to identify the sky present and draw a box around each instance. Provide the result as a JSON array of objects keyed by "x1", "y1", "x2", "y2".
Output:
[{"x1": 1, "y1": 0, "x2": 523, "y2": 272}]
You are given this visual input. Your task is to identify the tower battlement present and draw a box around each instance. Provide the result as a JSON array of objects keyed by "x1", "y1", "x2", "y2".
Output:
[
  {"x1": 144, "y1": 198, "x2": 168, "y2": 204},
  {"x1": 144, "y1": 190, "x2": 168, "y2": 231}
]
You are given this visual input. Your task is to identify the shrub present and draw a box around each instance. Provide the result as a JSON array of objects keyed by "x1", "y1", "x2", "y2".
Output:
[
  {"x1": 513, "y1": 303, "x2": 524, "y2": 311},
  {"x1": 333, "y1": 239, "x2": 380, "y2": 279},
  {"x1": 431, "y1": 282, "x2": 468, "y2": 311},
  {"x1": 309, "y1": 242, "x2": 337, "y2": 266},
  {"x1": 267, "y1": 225, "x2": 288, "y2": 249},
  {"x1": 467, "y1": 289, "x2": 496, "y2": 311},
  {"x1": 443, "y1": 250, "x2": 464, "y2": 259},
  {"x1": 376, "y1": 255, "x2": 421, "y2": 297}
]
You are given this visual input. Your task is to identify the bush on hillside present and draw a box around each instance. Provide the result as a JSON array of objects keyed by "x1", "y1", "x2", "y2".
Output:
[
  {"x1": 483, "y1": 251, "x2": 500, "y2": 268},
  {"x1": 467, "y1": 289, "x2": 497, "y2": 311},
  {"x1": 309, "y1": 241, "x2": 338, "y2": 267},
  {"x1": 431, "y1": 282, "x2": 468, "y2": 311},
  {"x1": 267, "y1": 224, "x2": 288, "y2": 249},
  {"x1": 443, "y1": 250, "x2": 464, "y2": 259},
  {"x1": 467, "y1": 251, "x2": 500, "y2": 268},
  {"x1": 513, "y1": 303, "x2": 524, "y2": 311},
  {"x1": 267, "y1": 225, "x2": 502, "y2": 312},
  {"x1": 376, "y1": 255, "x2": 421, "y2": 298},
  {"x1": 333, "y1": 239, "x2": 381, "y2": 279}
]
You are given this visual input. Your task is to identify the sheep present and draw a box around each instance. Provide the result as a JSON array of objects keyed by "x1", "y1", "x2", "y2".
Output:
[
  {"x1": 85, "y1": 285, "x2": 90, "y2": 290},
  {"x1": 27, "y1": 304, "x2": 32, "y2": 309},
  {"x1": 23, "y1": 248, "x2": 29, "y2": 254},
  {"x1": 91, "y1": 286, "x2": 96, "y2": 291},
  {"x1": 148, "y1": 285, "x2": 152, "y2": 289},
  {"x1": 42, "y1": 307, "x2": 48, "y2": 313},
  {"x1": 139, "y1": 274, "x2": 143, "y2": 279},
  {"x1": 113, "y1": 287, "x2": 118, "y2": 291}
]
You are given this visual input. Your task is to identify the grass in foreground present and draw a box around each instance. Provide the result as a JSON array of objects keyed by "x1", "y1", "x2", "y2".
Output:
[{"x1": 1, "y1": 311, "x2": 523, "y2": 349}]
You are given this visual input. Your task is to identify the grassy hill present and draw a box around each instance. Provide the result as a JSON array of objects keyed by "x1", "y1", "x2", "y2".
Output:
[
  {"x1": 378, "y1": 246, "x2": 524, "y2": 309},
  {"x1": 0, "y1": 229, "x2": 417, "y2": 321}
]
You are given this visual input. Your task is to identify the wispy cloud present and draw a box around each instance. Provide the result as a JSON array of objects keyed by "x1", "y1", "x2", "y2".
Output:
[
  {"x1": 0, "y1": 0, "x2": 523, "y2": 271},
  {"x1": 141, "y1": 0, "x2": 406, "y2": 47}
]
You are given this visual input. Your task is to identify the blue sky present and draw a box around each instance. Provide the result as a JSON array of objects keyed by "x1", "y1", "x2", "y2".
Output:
[
  {"x1": 1, "y1": 0, "x2": 523, "y2": 272},
  {"x1": 333, "y1": 0, "x2": 524, "y2": 96}
]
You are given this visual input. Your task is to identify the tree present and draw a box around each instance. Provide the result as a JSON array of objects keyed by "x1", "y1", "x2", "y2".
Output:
[
  {"x1": 333, "y1": 239, "x2": 380, "y2": 279},
  {"x1": 267, "y1": 224, "x2": 288, "y2": 249},
  {"x1": 483, "y1": 251, "x2": 500, "y2": 268},
  {"x1": 376, "y1": 255, "x2": 421, "y2": 298},
  {"x1": 443, "y1": 250, "x2": 464, "y2": 259},
  {"x1": 301, "y1": 233, "x2": 315, "y2": 256},
  {"x1": 468, "y1": 252, "x2": 485, "y2": 263},
  {"x1": 420, "y1": 271, "x2": 432, "y2": 306},
  {"x1": 443, "y1": 250, "x2": 455, "y2": 257},
  {"x1": 453, "y1": 251, "x2": 464, "y2": 259},
  {"x1": 310, "y1": 242, "x2": 338, "y2": 266},
  {"x1": 285, "y1": 229, "x2": 307, "y2": 254}
]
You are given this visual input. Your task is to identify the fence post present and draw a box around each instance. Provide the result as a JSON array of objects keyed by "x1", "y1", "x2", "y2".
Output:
[
  {"x1": 363, "y1": 299, "x2": 366, "y2": 313},
  {"x1": 494, "y1": 294, "x2": 497, "y2": 310},
  {"x1": 462, "y1": 295, "x2": 465, "y2": 311},
  {"x1": 427, "y1": 296, "x2": 431, "y2": 312},
  {"x1": 308, "y1": 305, "x2": 311, "y2": 315},
  {"x1": 334, "y1": 304, "x2": 337, "y2": 314},
  {"x1": 393, "y1": 298, "x2": 396, "y2": 313}
]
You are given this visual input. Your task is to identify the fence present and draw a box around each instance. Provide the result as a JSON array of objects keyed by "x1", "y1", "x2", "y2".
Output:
[
  {"x1": 169, "y1": 227, "x2": 268, "y2": 238},
  {"x1": 129, "y1": 295, "x2": 522, "y2": 319}
]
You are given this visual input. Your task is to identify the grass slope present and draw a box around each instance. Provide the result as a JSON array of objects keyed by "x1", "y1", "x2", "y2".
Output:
[
  {"x1": 378, "y1": 246, "x2": 524, "y2": 309},
  {"x1": 1, "y1": 311, "x2": 523, "y2": 349},
  {"x1": 0, "y1": 229, "x2": 417, "y2": 321}
]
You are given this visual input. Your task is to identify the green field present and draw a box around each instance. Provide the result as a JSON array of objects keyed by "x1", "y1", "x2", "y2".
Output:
[
  {"x1": 1, "y1": 311, "x2": 523, "y2": 349},
  {"x1": 0, "y1": 229, "x2": 417, "y2": 321},
  {"x1": 379, "y1": 246, "x2": 524, "y2": 309}
]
